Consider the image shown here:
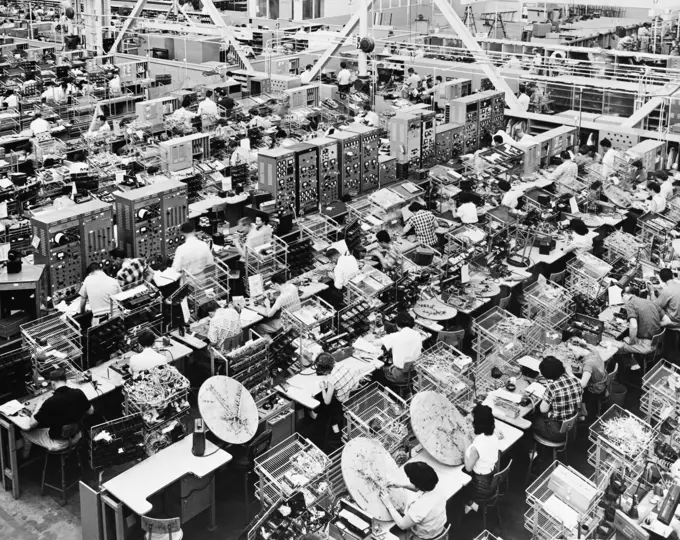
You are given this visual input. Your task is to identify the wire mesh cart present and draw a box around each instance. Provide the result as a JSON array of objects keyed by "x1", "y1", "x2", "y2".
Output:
[
  {"x1": 342, "y1": 382, "x2": 409, "y2": 461},
  {"x1": 21, "y1": 313, "x2": 83, "y2": 370},
  {"x1": 566, "y1": 253, "x2": 612, "y2": 300},
  {"x1": 525, "y1": 461, "x2": 604, "y2": 540},
  {"x1": 89, "y1": 413, "x2": 146, "y2": 470},
  {"x1": 641, "y1": 360, "x2": 680, "y2": 424},
  {"x1": 522, "y1": 279, "x2": 574, "y2": 331},
  {"x1": 602, "y1": 230, "x2": 650, "y2": 263},
  {"x1": 588, "y1": 404, "x2": 657, "y2": 486},
  {"x1": 254, "y1": 433, "x2": 330, "y2": 508},
  {"x1": 415, "y1": 342, "x2": 474, "y2": 408}
]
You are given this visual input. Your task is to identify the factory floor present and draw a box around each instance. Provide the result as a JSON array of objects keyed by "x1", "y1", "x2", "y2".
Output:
[{"x1": 0, "y1": 375, "x2": 647, "y2": 540}]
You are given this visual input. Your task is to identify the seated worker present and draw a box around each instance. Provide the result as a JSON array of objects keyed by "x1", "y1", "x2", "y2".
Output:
[
  {"x1": 252, "y1": 272, "x2": 301, "y2": 336},
  {"x1": 370, "y1": 230, "x2": 402, "y2": 277},
  {"x1": 403, "y1": 202, "x2": 438, "y2": 247},
  {"x1": 234, "y1": 215, "x2": 273, "y2": 257},
  {"x1": 129, "y1": 330, "x2": 168, "y2": 374},
  {"x1": 456, "y1": 191, "x2": 481, "y2": 224},
  {"x1": 380, "y1": 462, "x2": 447, "y2": 540},
  {"x1": 249, "y1": 110, "x2": 272, "y2": 130},
  {"x1": 205, "y1": 299, "x2": 242, "y2": 351},
  {"x1": 650, "y1": 267, "x2": 680, "y2": 328},
  {"x1": 563, "y1": 218, "x2": 594, "y2": 255},
  {"x1": 79, "y1": 262, "x2": 121, "y2": 321},
  {"x1": 109, "y1": 248, "x2": 150, "y2": 288},
  {"x1": 464, "y1": 404, "x2": 500, "y2": 506},
  {"x1": 89, "y1": 114, "x2": 110, "y2": 134},
  {"x1": 614, "y1": 284, "x2": 663, "y2": 368},
  {"x1": 172, "y1": 221, "x2": 214, "y2": 277},
  {"x1": 313, "y1": 353, "x2": 362, "y2": 444},
  {"x1": 647, "y1": 182, "x2": 667, "y2": 214},
  {"x1": 20, "y1": 369, "x2": 94, "y2": 457},
  {"x1": 568, "y1": 347, "x2": 607, "y2": 420},
  {"x1": 498, "y1": 179, "x2": 524, "y2": 210},
  {"x1": 547, "y1": 151, "x2": 578, "y2": 184},
  {"x1": 657, "y1": 171, "x2": 674, "y2": 200},
  {"x1": 359, "y1": 103, "x2": 380, "y2": 127},
  {"x1": 377, "y1": 311, "x2": 423, "y2": 387},
  {"x1": 169, "y1": 96, "x2": 197, "y2": 131},
  {"x1": 473, "y1": 133, "x2": 493, "y2": 177},
  {"x1": 29, "y1": 112, "x2": 51, "y2": 135},
  {"x1": 532, "y1": 356, "x2": 582, "y2": 441},
  {"x1": 323, "y1": 248, "x2": 359, "y2": 308}
]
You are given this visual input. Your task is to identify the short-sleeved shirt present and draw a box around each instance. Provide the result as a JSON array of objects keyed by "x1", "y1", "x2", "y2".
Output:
[
  {"x1": 116, "y1": 258, "x2": 148, "y2": 288},
  {"x1": 408, "y1": 210, "x2": 438, "y2": 246},
  {"x1": 625, "y1": 296, "x2": 662, "y2": 340},
  {"x1": 544, "y1": 374, "x2": 582, "y2": 421},
  {"x1": 35, "y1": 386, "x2": 91, "y2": 440},
  {"x1": 80, "y1": 271, "x2": 121, "y2": 316},
  {"x1": 405, "y1": 490, "x2": 447, "y2": 540},
  {"x1": 327, "y1": 363, "x2": 361, "y2": 403},
  {"x1": 655, "y1": 281, "x2": 680, "y2": 323},
  {"x1": 582, "y1": 352, "x2": 607, "y2": 394},
  {"x1": 129, "y1": 348, "x2": 168, "y2": 374},
  {"x1": 381, "y1": 327, "x2": 422, "y2": 370}
]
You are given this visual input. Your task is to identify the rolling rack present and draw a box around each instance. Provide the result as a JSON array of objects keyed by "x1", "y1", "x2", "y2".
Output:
[
  {"x1": 123, "y1": 364, "x2": 190, "y2": 455},
  {"x1": 637, "y1": 212, "x2": 676, "y2": 264},
  {"x1": 588, "y1": 404, "x2": 657, "y2": 487},
  {"x1": 640, "y1": 360, "x2": 680, "y2": 425},
  {"x1": 602, "y1": 229, "x2": 650, "y2": 264},
  {"x1": 183, "y1": 261, "x2": 230, "y2": 321},
  {"x1": 522, "y1": 279, "x2": 574, "y2": 332},
  {"x1": 110, "y1": 283, "x2": 163, "y2": 336},
  {"x1": 415, "y1": 342, "x2": 475, "y2": 407},
  {"x1": 476, "y1": 143, "x2": 524, "y2": 180},
  {"x1": 342, "y1": 382, "x2": 410, "y2": 463},
  {"x1": 442, "y1": 225, "x2": 488, "y2": 280},
  {"x1": 21, "y1": 313, "x2": 83, "y2": 369},
  {"x1": 297, "y1": 213, "x2": 343, "y2": 254},
  {"x1": 472, "y1": 307, "x2": 543, "y2": 394},
  {"x1": 344, "y1": 266, "x2": 394, "y2": 305},
  {"x1": 254, "y1": 433, "x2": 330, "y2": 509},
  {"x1": 244, "y1": 236, "x2": 289, "y2": 296},
  {"x1": 281, "y1": 296, "x2": 336, "y2": 359},
  {"x1": 525, "y1": 461, "x2": 604, "y2": 540},
  {"x1": 566, "y1": 253, "x2": 612, "y2": 301},
  {"x1": 89, "y1": 413, "x2": 146, "y2": 471},
  {"x1": 226, "y1": 338, "x2": 271, "y2": 401}
]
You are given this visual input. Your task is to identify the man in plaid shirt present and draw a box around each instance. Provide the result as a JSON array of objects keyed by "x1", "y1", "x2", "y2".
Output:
[
  {"x1": 532, "y1": 356, "x2": 582, "y2": 441},
  {"x1": 110, "y1": 248, "x2": 150, "y2": 288},
  {"x1": 402, "y1": 202, "x2": 438, "y2": 247}
]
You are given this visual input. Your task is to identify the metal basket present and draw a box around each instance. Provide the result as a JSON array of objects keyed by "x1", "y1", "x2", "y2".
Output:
[
  {"x1": 603, "y1": 230, "x2": 650, "y2": 262},
  {"x1": 297, "y1": 213, "x2": 343, "y2": 250},
  {"x1": 344, "y1": 266, "x2": 394, "y2": 305},
  {"x1": 343, "y1": 382, "x2": 409, "y2": 457},
  {"x1": 522, "y1": 280, "x2": 574, "y2": 331},
  {"x1": 641, "y1": 360, "x2": 680, "y2": 424},
  {"x1": 566, "y1": 253, "x2": 612, "y2": 300},
  {"x1": 281, "y1": 296, "x2": 336, "y2": 337},
  {"x1": 89, "y1": 413, "x2": 145, "y2": 470},
  {"x1": 21, "y1": 313, "x2": 83, "y2": 369},
  {"x1": 525, "y1": 461, "x2": 604, "y2": 540},
  {"x1": 415, "y1": 342, "x2": 474, "y2": 406},
  {"x1": 254, "y1": 433, "x2": 329, "y2": 508}
]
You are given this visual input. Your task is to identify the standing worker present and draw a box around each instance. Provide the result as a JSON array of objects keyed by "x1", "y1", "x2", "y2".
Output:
[
  {"x1": 109, "y1": 247, "x2": 151, "y2": 288},
  {"x1": 337, "y1": 62, "x2": 352, "y2": 95},
  {"x1": 79, "y1": 262, "x2": 121, "y2": 322}
]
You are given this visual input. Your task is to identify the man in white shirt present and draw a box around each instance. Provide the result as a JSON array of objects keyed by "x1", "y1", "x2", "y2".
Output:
[
  {"x1": 29, "y1": 112, "x2": 51, "y2": 135},
  {"x1": 514, "y1": 128, "x2": 534, "y2": 146},
  {"x1": 300, "y1": 64, "x2": 313, "y2": 85},
  {"x1": 648, "y1": 182, "x2": 667, "y2": 213},
  {"x1": 79, "y1": 263, "x2": 122, "y2": 319},
  {"x1": 379, "y1": 311, "x2": 423, "y2": 386},
  {"x1": 405, "y1": 68, "x2": 421, "y2": 93},
  {"x1": 41, "y1": 82, "x2": 57, "y2": 102},
  {"x1": 517, "y1": 89, "x2": 531, "y2": 111},
  {"x1": 359, "y1": 104, "x2": 380, "y2": 127},
  {"x1": 129, "y1": 330, "x2": 167, "y2": 374},
  {"x1": 197, "y1": 90, "x2": 218, "y2": 117},
  {"x1": 108, "y1": 73, "x2": 121, "y2": 95},
  {"x1": 89, "y1": 114, "x2": 111, "y2": 134},
  {"x1": 327, "y1": 248, "x2": 359, "y2": 290},
  {"x1": 657, "y1": 171, "x2": 674, "y2": 200},
  {"x1": 337, "y1": 62, "x2": 352, "y2": 93},
  {"x1": 600, "y1": 138, "x2": 617, "y2": 178},
  {"x1": 3, "y1": 89, "x2": 18, "y2": 108},
  {"x1": 547, "y1": 151, "x2": 578, "y2": 184},
  {"x1": 172, "y1": 221, "x2": 215, "y2": 277}
]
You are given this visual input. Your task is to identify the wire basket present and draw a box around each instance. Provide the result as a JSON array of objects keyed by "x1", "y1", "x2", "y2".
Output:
[
  {"x1": 415, "y1": 342, "x2": 474, "y2": 407},
  {"x1": 555, "y1": 175, "x2": 587, "y2": 197},
  {"x1": 522, "y1": 279, "x2": 574, "y2": 331},
  {"x1": 344, "y1": 266, "x2": 394, "y2": 304},
  {"x1": 472, "y1": 306, "x2": 540, "y2": 362},
  {"x1": 297, "y1": 213, "x2": 343, "y2": 251},
  {"x1": 281, "y1": 296, "x2": 336, "y2": 337},
  {"x1": 473, "y1": 533, "x2": 504, "y2": 540},
  {"x1": 89, "y1": 413, "x2": 145, "y2": 470},
  {"x1": 21, "y1": 313, "x2": 83, "y2": 369},
  {"x1": 123, "y1": 364, "x2": 190, "y2": 424},
  {"x1": 254, "y1": 433, "x2": 329, "y2": 508},
  {"x1": 602, "y1": 230, "x2": 650, "y2": 263},
  {"x1": 343, "y1": 382, "x2": 409, "y2": 459},
  {"x1": 588, "y1": 404, "x2": 657, "y2": 485},
  {"x1": 641, "y1": 360, "x2": 680, "y2": 424},
  {"x1": 525, "y1": 461, "x2": 604, "y2": 540},
  {"x1": 566, "y1": 253, "x2": 612, "y2": 300}
]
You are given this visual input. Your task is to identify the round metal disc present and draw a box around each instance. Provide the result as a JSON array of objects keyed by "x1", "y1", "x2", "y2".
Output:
[
  {"x1": 198, "y1": 376, "x2": 258, "y2": 444},
  {"x1": 410, "y1": 391, "x2": 473, "y2": 466},
  {"x1": 341, "y1": 437, "x2": 409, "y2": 521}
]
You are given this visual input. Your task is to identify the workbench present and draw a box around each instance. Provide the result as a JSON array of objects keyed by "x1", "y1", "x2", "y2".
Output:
[{"x1": 101, "y1": 435, "x2": 232, "y2": 539}]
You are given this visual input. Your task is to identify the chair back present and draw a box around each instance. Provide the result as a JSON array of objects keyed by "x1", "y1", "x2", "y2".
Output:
[
  {"x1": 650, "y1": 329, "x2": 665, "y2": 350},
  {"x1": 141, "y1": 516, "x2": 181, "y2": 540},
  {"x1": 430, "y1": 524, "x2": 451, "y2": 540},
  {"x1": 220, "y1": 331, "x2": 243, "y2": 354},
  {"x1": 436, "y1": 329, "x2": 465, "y2": 349},
  {"x1": 498, "y1": 294, "x2": 511, "y2": 310},
  {"x1": 549, "y1": 270, "x2": 566, "y2": 286},
  {"x1": 559, "y1": 413, "x2": 579, "y2": 434},
  {"x1": 604, "y1": 363, "x2": 619, "y2": 397},
  {"x1": 247, "y1": 429, "x2": 273, "y2": 465}
]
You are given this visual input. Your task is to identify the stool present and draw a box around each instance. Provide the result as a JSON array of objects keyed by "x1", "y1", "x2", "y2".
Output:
[
  {"x1": 41, "y1": 436, "x2": 83, "y2": 505},
  {"x1": 525, "y1": 414, "x2": 578, "y2": 485},
  {"x1": 142, "y1": 516, "x2": 183, "y2": 540}
]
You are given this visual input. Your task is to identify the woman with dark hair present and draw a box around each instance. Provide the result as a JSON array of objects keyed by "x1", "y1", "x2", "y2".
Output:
[
  {"x1": 402, "y1": 202, "x2": 438, "y2": 247},
  {"x1": 371, "y1": 230, "x2": 401, "y2": 276},
  {"x1": 532, "y1": 356, "x2": 582, "y2": 441},
  {"x1": 456, "y1": 190, "x2": 480, "y2": 224},
  {"x1": 380, "y1": 461, "x2": 446, "y2": 540},
  {"x1": 464, "y1": 404, "x2": 500, "y2": 501},
  {"x1": 563, "y1": 218, "x2": 593, "y2": 255}
]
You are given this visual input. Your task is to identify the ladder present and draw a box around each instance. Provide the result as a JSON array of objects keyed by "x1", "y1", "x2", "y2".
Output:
[
  {"x1": 463, "y1": 6, "x2": 478, "y2": 35},
  {"x1": 487, "y1": 13, "x2": 508, "y2": 39}
]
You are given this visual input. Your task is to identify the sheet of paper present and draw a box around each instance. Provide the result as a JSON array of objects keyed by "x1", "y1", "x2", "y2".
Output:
[
  {"x1": 0, "y1": 399, "x2": 23, "y2": 416},
  {"x1": 0, "y1": 201, "x2": 7, "y2": 218},
  {"x1": 569, "y1": 197, "x2": 579, "y2": 214},
  {"x1": 608, "y1": 285, "x2": 623, "y2": 306},
  {"x1": 0, "y1": 178, "x2": 13, "y2": 189},
  {"x1": 0, "y1": 242, "x2": 9, "y2": 261},
  {"x1": 248, "y1": 274, "x2": 264, "y2": 297},
  {"x1": 525, "y1": 382, "x2": 546, "y2": 400},
  {"x1": 517, "y1": 355, "x2": 541, "y2": 371},
  {"x1": 460, "y1": 264, "x2": 470, "y2": 283}
]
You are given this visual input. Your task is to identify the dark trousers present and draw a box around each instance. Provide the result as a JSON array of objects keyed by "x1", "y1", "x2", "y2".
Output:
[{"x1": 532, "y1": 414, "x2": 565, "y2": 441}]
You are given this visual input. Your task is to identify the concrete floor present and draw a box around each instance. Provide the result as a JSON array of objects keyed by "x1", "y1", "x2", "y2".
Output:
[{"x1": 0, "y1": 374, "x2": 645, "y2": 540}]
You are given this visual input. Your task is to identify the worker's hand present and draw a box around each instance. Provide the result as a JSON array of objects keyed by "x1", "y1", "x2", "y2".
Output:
[{"x1": 379, "y1": 490, "x2": 393, "y2": 507}]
